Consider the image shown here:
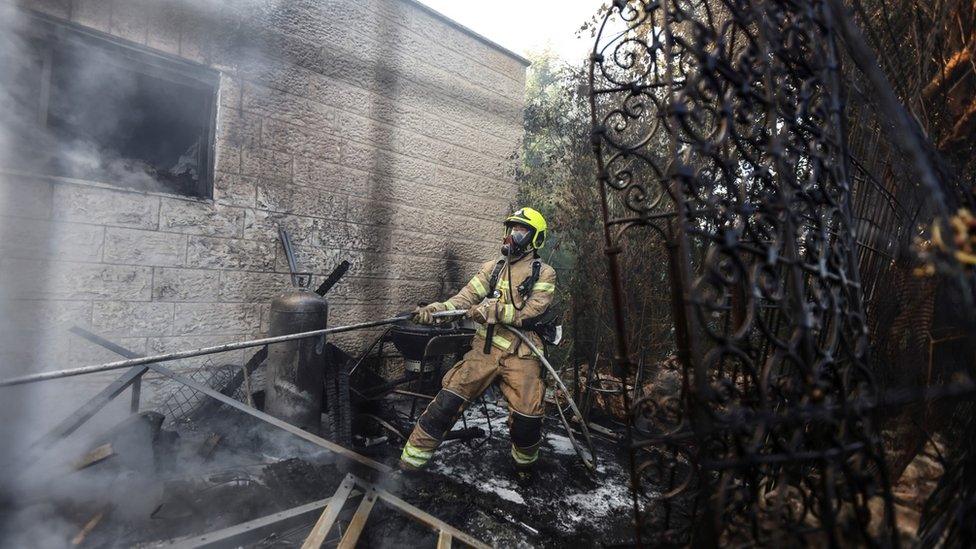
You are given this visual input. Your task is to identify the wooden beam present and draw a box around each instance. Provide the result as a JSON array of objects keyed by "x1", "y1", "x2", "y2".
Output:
[
  {"x1": 437, "y1": 531, "x2": 453, "y2": 549},
  {"x1": 922, "y1": 37, "x2": 975, "y2": 101},
  {"x1": 68, "y1": 329, "x2": 391, "y2": 474},
  {"x1": 160, "y1": 492, "x2": 360, "y2": 548},
  {"x1": 336, "y1": 489, "x2": 378, "y2": 549},
  {"x1": 358, "y1": 480, "x2": 490, "y2": 549},
  {"x1": 71, "y1": 510, "x2": 105, "y2": 546},
  {"x1": 301, "y1": 475, "x2": 357, "y2": 549},
  {"x1": 73, "y1": 443, "x2": 114, "y2": 470}
]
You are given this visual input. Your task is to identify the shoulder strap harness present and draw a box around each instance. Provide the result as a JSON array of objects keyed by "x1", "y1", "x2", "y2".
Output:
[
  {"x1": 516, "y1": 259, "x2": 543, "y2": 298},
  {"x1": 487, "y1": 259, "x2": 506, "y2": 298}
]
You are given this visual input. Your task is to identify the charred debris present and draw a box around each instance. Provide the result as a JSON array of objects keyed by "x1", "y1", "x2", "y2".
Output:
[
  {"x1": 0, "y1": 229, "x2": 627, "y2": 548},
  {"x1": 4, "y1": 0, "x2": 976, "y2": 547}
]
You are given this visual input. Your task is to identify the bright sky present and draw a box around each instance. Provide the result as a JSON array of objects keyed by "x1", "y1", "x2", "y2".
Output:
[{"x1": 414, "y1": 0, "x2": 601, "y2": 65}]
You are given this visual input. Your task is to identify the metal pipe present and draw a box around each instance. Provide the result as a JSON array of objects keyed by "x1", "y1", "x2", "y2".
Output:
[
  {"x1": 278, "y1": 228, "x2": 300, "y2": 288},
  {"x1": 0, "y1": 310, "x2": 466, "y2": 387},
  {"x1": 316, "y1": 260, "x2": 351, "y2": 296},
  {"x1": 391, "y1": 389, "x2": 436, "y2": 400}
]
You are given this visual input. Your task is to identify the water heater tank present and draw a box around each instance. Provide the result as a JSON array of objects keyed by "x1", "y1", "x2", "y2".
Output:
[{"x1": 264, "y1": 288, "x2": 328, "y2": 433}]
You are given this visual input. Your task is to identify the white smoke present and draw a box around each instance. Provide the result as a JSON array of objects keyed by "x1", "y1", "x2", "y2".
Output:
[{"x1": 0, "y1": 2, "x2": 308, "y2": 547}]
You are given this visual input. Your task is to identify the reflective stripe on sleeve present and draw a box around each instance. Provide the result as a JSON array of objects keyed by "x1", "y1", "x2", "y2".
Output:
[
  {"x1": 501, "y1": 304, "x2": 515, "y2": 324},
  {"x1": 532, "y1": 282, "x2": 555, "y2": 293},
  {"x1": 442, "y1": 300, "x2": 456, "y2": 311},
  {"x1": 469, "y1": 277, "x2": 487, "y2": 298}
]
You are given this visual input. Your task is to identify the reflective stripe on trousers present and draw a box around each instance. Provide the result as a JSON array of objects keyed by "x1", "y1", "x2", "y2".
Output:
[
  {"x1": 401, "y1": 442, "x2": 434, "y2": 468},
  {"x1": 511, "y1": 444, "x2": 539, "y2": 465},
  {"x1": 476, "y1": 325, "x2": 512, "y2": 350}
]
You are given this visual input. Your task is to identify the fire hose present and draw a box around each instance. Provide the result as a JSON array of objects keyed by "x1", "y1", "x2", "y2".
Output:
[
  {"x1": 507, "y1": 326, "x2": 597, "y2": 472},
  {"x1": 0, "y1": 310, "x2": 466, "y2": 387},
  {"x1": 0, "y1": 309, "x2": 597, "y2": 470}
]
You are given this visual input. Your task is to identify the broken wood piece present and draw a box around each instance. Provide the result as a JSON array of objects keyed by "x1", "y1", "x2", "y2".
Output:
[
  {"x1": 198, "y1": 433, "x2": 222, "y2": 460},
  {"x1": 350, "y1": 477, "x2": 490, "y2": 549},
  {"x1": 301, "y1": 473, "x2": 489, "y2": 548},
  {"x1": 940, "y1": 96, "x2": 976, "y2": 149},
  {"x1": 73, "y1": 443, "x2": 114, "y2": 470},
  {"x1": 301, "y1": 474, "x2": 357, "y2": 549},
  {"x1": 336, "y1": 488, "x2": 377, "y2": 549},
  {"x1": 922, "y1": 38, "x2": 975, "y2": 100},
  {"x1": 71, "y1": 510, "x2": 105, "y2": 545}
]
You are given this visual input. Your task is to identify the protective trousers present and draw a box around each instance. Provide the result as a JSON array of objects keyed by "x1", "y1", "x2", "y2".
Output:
[{"x1": 400, "y1": 337, "x2": 545, "y2": 468}]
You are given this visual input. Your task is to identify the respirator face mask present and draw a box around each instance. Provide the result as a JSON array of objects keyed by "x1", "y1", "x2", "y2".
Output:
[{"x1": 501, "y1": 224, "x2": 532, "y2": 257}]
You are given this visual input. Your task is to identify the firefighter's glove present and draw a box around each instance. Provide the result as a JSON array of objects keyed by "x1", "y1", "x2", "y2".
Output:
[
  {"x1": 467, "y1": 298, "x2": 500, "y2": 325},
  {"x1": 413, "y1": 302, "x2": 446, "y2": 325}
]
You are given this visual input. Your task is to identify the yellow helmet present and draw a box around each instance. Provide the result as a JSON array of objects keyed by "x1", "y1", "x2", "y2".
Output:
[{"x1": 504, "y1": 207, "x2": 548, "y2": 249}]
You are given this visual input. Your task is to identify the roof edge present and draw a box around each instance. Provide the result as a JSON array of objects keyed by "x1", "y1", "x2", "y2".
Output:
[{"x1": 398, "y1": 0, "x2": 531, "y2": 67}]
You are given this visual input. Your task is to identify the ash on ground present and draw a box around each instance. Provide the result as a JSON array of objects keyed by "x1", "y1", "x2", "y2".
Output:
[
  {"x1": 1, "y1": 390, "x2": 646, "y2": 548},
  {"x1": 356, "y1": 397, "x2": 644, "y2": 548}
]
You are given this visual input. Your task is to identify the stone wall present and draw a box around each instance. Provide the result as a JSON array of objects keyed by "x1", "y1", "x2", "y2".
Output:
[{"x1": 0, "y1": 0, "x2": 525, "y2": 430}]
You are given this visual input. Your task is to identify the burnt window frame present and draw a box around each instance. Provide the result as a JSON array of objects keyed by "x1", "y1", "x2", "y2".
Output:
[{"x1": 20, "y1": 10, "x2": 220, "y2": 199}]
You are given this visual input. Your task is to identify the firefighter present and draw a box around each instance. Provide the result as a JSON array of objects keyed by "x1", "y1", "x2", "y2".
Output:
[{"x1": 400, "y1": 207, "x2": 556, "y2": 477}]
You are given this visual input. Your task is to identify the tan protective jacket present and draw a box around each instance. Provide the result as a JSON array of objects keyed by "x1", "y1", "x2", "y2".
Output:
[{"x1": 438, "y1": 253, "x2": 556, "y2": 357}]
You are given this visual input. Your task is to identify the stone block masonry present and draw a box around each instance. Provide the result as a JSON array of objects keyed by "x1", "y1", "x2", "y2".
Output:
[{"x1": 0, "y1": 0, "x2": 526, "y2": 425}]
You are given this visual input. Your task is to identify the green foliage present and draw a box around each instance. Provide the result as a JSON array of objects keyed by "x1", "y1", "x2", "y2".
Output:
[
  {"x1": 516, "y1": 49, "x2": 679, "y2": 373},
  {"x1": 517, "y1": 50, "x2": 592, "y2": 270},
  {"x1": 516, "y1": 50, "x2": 605, "y2": 368}
]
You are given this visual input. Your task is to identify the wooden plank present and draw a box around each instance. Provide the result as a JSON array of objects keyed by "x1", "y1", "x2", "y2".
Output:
[
  {"x1": 437, "y1": 530, "x2": 453, "y2": 549},
  {"x1": 160, "y1": 492, "x2": 359, "y2": 548},
  {"x1": 73, "y1": 443, "x2": 114, "y2": 470},
  {"x1": 359, "y1": 481, "x2": 490, "y2": 549},
  {"x1": 336, "y1": 489, "x2": 377, "y2": 549},
  {"x1": 301, "y1": 475, "x2": 357, "y2": 549},
  {"x1": 71, "y1": 510, "x2": 105, "y2": 545}
]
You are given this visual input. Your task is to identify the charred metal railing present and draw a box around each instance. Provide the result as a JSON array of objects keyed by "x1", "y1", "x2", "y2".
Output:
[
  {"x1": 585, "y1": 0, "x2": 942, "y2": 545},
  {"x1": 831, "y1": 2, "x2": 976, "y2": 545}
]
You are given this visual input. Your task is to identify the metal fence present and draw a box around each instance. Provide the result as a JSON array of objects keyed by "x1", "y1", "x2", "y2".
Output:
[{"x1": 588, "y1": 0, "x2": 975, "y2": 546}]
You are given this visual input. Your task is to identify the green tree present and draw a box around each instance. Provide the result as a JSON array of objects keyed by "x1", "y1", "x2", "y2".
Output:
[{"x1": 516, "y1": 49, "x2": 677, "y2": 390}]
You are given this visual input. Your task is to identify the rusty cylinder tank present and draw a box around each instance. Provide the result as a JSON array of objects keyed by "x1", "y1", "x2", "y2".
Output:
[{"x1": 264, "y1": 288, "x2": 328, "y2": 433}]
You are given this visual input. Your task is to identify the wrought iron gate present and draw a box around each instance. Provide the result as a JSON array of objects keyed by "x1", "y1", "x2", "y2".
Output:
[{"x1": 587, "y1": 1, "x2": 914, "y2": 545}]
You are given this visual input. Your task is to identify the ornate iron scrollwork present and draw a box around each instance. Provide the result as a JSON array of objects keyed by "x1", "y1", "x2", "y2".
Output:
[{"x1": 589, "y1": 1, "x2": 897, "y2": 545}]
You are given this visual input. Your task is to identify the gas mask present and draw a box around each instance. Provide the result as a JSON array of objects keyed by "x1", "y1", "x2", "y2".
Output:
[{"x1": 501, "y1": 224, "x2": 533, "y2": 257}]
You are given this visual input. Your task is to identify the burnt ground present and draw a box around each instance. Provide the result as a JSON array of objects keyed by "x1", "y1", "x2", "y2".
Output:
[
  {"x1": 355, "y1": 397, "x2": 643, "y2": 548},
  {"x1": 0, "y1": 391, "x2": 648, "y2": 548},
  {"x1": 0, "y1": 409, "x2": 350, "y2": 548}
]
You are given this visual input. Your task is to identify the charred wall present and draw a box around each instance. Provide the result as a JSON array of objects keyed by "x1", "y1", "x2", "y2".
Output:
[{"x1": 0, "y1": 0, "x2": 525, "y2": 434}]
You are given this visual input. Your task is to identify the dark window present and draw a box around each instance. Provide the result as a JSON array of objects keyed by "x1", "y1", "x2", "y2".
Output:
[{"x1": 2, "y1": 13, "x2": 218, "y2": 198}]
